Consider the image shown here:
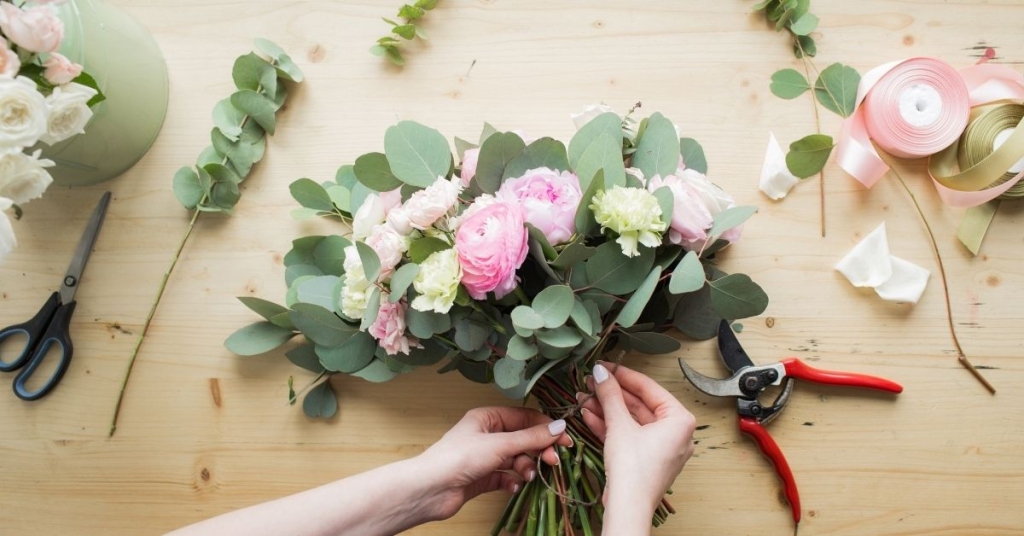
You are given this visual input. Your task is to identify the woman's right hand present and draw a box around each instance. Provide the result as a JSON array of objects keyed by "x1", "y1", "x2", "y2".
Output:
[{"x1": 578, "y1": 361, "x2": 696, "y2": 533}]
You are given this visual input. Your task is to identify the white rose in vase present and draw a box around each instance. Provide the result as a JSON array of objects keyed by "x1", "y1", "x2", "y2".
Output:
[
  {"x1": 0, "y1": 76, "x2": 49, "y2": 149},
  {"x1": 0, "y1": 149, "x2": 54, "y2": 204},
  {"x1": 40, "y1": 82, "x2": 97, "y2": 145}
]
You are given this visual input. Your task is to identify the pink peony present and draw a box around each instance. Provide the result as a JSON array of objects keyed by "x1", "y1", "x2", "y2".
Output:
[
  {"x1": 676, "y1": 168, "x2": 744, "y2": 243},
  {"x1": 0, "y1": 3, "x2": 64, "y2": 53},
  {"x1": 0, "y1": 40, "x2": 20, "y2": 77},
  {"x1": 42, "y1": 52, "x2": 81, "y2": 85},
  {"x1": 459, "y1": 147, "x2": 479, "y2": 187},
  {"x1": 364, "y1": 223, "x2": 408, "y2": 280},
  {"x1": 497, "y1": 167, "x2": 581, "y2": 245},
  {"x1": 368, "y1": 298, "x2": 418, "y2": 355},
  {"x1": 647, "y1": 174, "x2": 713, "y2": 249},
  {"x1": 455, "y1": 200, "x2": 528, "y2": 299}
]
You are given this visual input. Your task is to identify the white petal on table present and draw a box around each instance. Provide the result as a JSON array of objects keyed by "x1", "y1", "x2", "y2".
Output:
[
  {"x1": 874, "y1": 255, "x2": 931, "y2": 304},
  {"x1": 759, "y1": 132, "x2": 800, "y2": 200},
  {"x1": 835, "y1": 222, "x2": 894, "y2": 288}
]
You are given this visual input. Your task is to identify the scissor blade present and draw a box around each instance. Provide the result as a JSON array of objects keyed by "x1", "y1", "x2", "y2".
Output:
[
  {"x1": 60, "y1": 192, "x2": 111, "y2": 304},
  {"x1": 678, "y1": 359, "x2": 745, "y2": 398},
  {"x1": 717, "y1": 319, "x2": 756, "y2": 374}
]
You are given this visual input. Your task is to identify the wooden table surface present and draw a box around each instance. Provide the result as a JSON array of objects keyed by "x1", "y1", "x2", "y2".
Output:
[{"x1": 3, "y1": 1, "x2": 1023, "y2": 534}]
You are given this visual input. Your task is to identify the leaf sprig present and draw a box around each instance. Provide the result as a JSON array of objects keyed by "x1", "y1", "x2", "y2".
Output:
[
  {"x1": 370, "y1": 0, "x2": 439, "y2": 66},
  {"x1": 753, "y1": 0, "x2": 820, "y2": 58},
  {"x1": 173, "y1": 39, "x2": 305, "y2": 214}
]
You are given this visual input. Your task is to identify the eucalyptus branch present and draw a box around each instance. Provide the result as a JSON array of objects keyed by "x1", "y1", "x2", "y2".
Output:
[
  {"x1": 107, "y1": 40, "x2": 304, "y2": 437},
  {"x1": 884, "y1": 161, "x2": 996, "y2": 394},
  {"x1": 370, "y1": 0, "x2": 440, "y2": 66}
]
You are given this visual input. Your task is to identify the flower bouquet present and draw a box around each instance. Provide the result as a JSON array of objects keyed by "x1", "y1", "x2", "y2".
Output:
[
  {"x1": 226, "y1": 105, "x2": 768, "y2": 533},
  {"x1": 0, "y1": 0, "x2": 104, "y2": 261}
]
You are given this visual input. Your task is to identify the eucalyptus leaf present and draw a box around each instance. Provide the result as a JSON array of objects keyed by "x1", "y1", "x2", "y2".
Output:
[
  {"x1": 633, "y1": 112, "x2": 680, "y2": 180},
  {"x1": 389, "y1": 339, "x2": 449, "y2": 367},
  {"x1": 384, "y1": 121, "x2": 453, "y2": 188},
  {"x1": 669, "y1": 251, "x2": 705, "y2": 294},
  {"x1": 303, "y1": 380, "x2": 337, "y2": 419},
  {"x1": 313, "y1": 235, "x2": 350, "y2": 276},
  {"x1": 291, "y1": 206, "x2": 321, "y2": 220},
  {"x1": 511, "y1": 306, "x2": 545, "y2": 336},
  {"x1": 238, "y1": 296, "x2": 289, "y2": 322},
  {"x1": 355, "y1": 241, "x2": 382, "y2": 283},
  {"x1": 653, "y1": 186, "x2": 674, "y2": 228},
  {"x1": 506, "y1": 335, "x2": 538, "y2": 360},
  {"x1": 814, "y1": 63, "x2": 860, "y2": 118},
  {"x1": 326, "y1": 185, "x2": 350, "y2": 213},
  {"x1": 794, "y1": 34, "x2": 817, "y2": 58},
  {"x1": 569, "y1": 297, "x2": 595, "y2": 336},
  {"x1": 409, "y1": 236, "x2": 451, "y2": 264},
  {"x1": 502, "y1": 137, "x2": 570, "y2": 179},
  {"x1": 274, "y1": 53, "x2": 305, "y2": 83},
  {"x1": 354, "y1": 152, "x2": 403, "y2": 192},
  {"x1": 569, "y1": 112, "x2": 626, "y2": 190},
  {"x1": 209, "y1": 177, "x2": 241, "y2": 210},
  {"x1": 479, "y1": 122, "x2": 499, "y2": 145},
  {"x1": 672, "y1": 284, "x2": 721, "y2": 340},
  {"x1": 406, "y1": 307, "x2": 452, "y2": 339},
  {"x1": 789, "y1": 12, "x2": 818, "y2": 35},
  {"x1": 254, "y1": 38, "x2": 286, "y2": 60},
  {"x1": 526, "y1": 224, "x2": 557, "y2": 262},
  {"x1": 496, "y1": 355, "x2": 564, "y2": 399},
  {"x1": 585, "y1": 241, "x2": 655, "y2": 295},
  {"x1": 535, "y1": 326, "x2": 583, "y2": 349},
  {"x1": 289, "y1": 303, "x2": 357, "y2": 347},
  {"x1": 531, "y1": 285, "x2": 574, "y2": 328},
  {"x1": 388, "y1": 263, "x2": 420, "y2": 302},
  {"x1": 211, "y1": 128, "x2": 256, "y2": 178},
  {"x1": 286, "y1": 343, "x2": 325, "y2": 373},
  {"x1": 619, "y1": 331, "x2": 681, "y2": 355},
  {"x1": 317, "y1": 331, "x2": 376, "y2": 373},
  {"x1": 290, "y1": 178, "x2": 335, "y2": 212},
  {"x1": 457, "y1": 359, "x2": 491, "y2": 384},
  {"x1": 552, "y1": 240, "x2": 597, "y2": 270},
  {"x1": 173, "y1": 167, "x2": 203, "y2": 209},
  {"x1": 573, "y1": 169, "x2": 604, "y2": 237},
  {"x1": 232, "y1": 52, "x2": 277, "y2": 99},
  {"x1": 285, "y1": 264, "x2": 323, "y2": 287},
  {"x1": 786, "y1": 134, "x2": 834, "y2": 178},
  {"x1": 360, "y1": 288, "x2": 382, "y2": 331},
  {"x1": 224, "y1": 321, "x2": 295, "y2": 356},
  {"x1": 614, "y1": 267, "x2": 661, "y2": 328},
  {"x1": 709, "y1": 274, "x2": 770, "y2": 320},
  {"x1": 493, "y1": 356, "x2": 526, "y2": 389},
  {"x1": 454, "y1": 316, "x2": 491, "y2": 352},
  {"x1": 679, "y1": 138, "x2": 708, "y2": 174},
  {"x1": 709, "y1": 206, "x2": 758, "y2": 241},
  {"x1": 454, "y1": 136, "x2": 477, "y2": 160},
  {"x1": 770, "y1": 68, "x2": 811, "y2": 99},
  {"x1": 475, "y1": 132, "x2": 525, "y2": 194},
  {"x1": 212, "y1": 98, "x2": 244, "y2": 141},
  {"x1": 196, "y1": 146, "x2": 220, "y2": 167},
  {"x1": 230, "y1": 90, "x2": 277, "y2": 134}
]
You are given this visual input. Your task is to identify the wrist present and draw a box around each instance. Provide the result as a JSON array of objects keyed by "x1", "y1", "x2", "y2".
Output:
[{"x1": 603, "y1": 486, "x2": 657, "y2": 535}]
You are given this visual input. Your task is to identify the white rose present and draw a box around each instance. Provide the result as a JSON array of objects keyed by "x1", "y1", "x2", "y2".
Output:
[
  {"x1": 351, "y1": 193, "x2": 385, "y2": 241},
  {"x1": 0, "y1": 149, "x2": 54, "y2": 204},
  {"x1": 0, "y1": 76, "x2": 49, "y2": 149},
  {"x1": 339, "y1": 245, "x2": 373, "y2": 320},
  {"x1": 0, "y1": 196, "x2": 17, "y2": 263},
  {"x1": 570, "y1": 103, "x2": 615, "y2": 130},
  {"x1": 364, "y1": 223, "x2": 410, "y2": 280},
  {"x1": 676, "y1": 168, "x2": 744, "y2": 243},
  {"x1": 40, "y1": 82, "x2": 97, "y2": 145},
  {"x1": 387, "y1": 175, "x2": 461, "y2": 233}
]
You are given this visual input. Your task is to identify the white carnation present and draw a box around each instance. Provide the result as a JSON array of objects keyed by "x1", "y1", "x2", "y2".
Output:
[
  {"x1": 0, "y1": 76, "x2": 48, "y2": 149},
  {"x1": 339, "y1": 245, "x2": 373, "y2": 320},
  {"x1": 40, "y1": 82, "x2": 97, "y2": 145},
  {"x1": 0, "y1": 149, "x2": 54, "y2": 204},
  {"x1": 571, "y1": 103, "x2": 615, "y2": 130},
  {"x1": 411, "y1": 248, "x2": 462, "y2": 314},
  {"x1": 590, "y1": 186, "x2": 667, "y2": 257},
  {"x1": 0, "y1": 196, "x2": 17, "y2": 263},
  {"x1": 351, "y1": 193, "x2": 385, "y2": 242}
]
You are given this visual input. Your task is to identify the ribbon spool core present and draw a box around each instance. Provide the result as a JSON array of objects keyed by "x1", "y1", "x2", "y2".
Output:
[{"x1": 898, "y1": 84, "x2": 943, "y2": 127}]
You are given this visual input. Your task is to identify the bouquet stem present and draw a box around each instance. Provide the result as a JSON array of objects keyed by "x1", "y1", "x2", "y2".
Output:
[{"x1": 492, "y1": 371, "x2": 674, "y2": 535}]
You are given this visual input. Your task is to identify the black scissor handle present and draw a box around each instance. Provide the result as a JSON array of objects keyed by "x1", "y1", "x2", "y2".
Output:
[
  {"x1": 12, "y1": 300, "x2": 76, "y2": 401},
  {"x1": 0, "y1": 292, "x2": 61, "y2": 372}
]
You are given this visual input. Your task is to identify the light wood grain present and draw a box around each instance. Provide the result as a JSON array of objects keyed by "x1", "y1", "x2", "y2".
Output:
[{"x1": 3, "y1": 0, "x2": 1024, "y2": 534}]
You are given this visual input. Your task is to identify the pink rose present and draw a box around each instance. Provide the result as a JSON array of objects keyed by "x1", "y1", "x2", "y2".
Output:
[
  {"x1": 368, "y1": 298, "x2": 418, "y2": 355},
  {"x1": 0, "y1": 40, "x2": 20, "y2": 77},
  {"x1": 455, "y1": 200, "x2": 528, "y2": 300},
  {"x1": 647, "y1": 174, "x2": 713, "y2": 249},
  {"x1": 386, "y1": 176, "x2": 462, "y2": 234},
  {"x1": 42, "y1": 52, "x2": 81, "y2": 85},
  {"x1": 364, "y1": 223, "x2": 408, "y2": 280},
  {"x1": 676, "y1": 168, "x2": 743, "y2": 243},
  {"x1": 497, "y1": 167, "x2": 581, "y2": 245},
  {"x1": 459, "y1": 147, "x2": 479, "y2": 187},
  {"x1": 0, "y1": 4, "x2": 65, "y2": 53}
]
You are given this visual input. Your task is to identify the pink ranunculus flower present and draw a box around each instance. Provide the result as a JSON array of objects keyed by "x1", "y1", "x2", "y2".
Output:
[
  {"x1": 647, "y1": 174, "x2": 713, "y2": 249},
  {"x1": 42, "y1": 52, "x2": 81, "y2": 85},
  {"x1": 459, "y1": 147, "x2": 479, "y2": 187},
  {"x1": 368, "y1": 297, "x2": 419, "y2": 356},
  {"x1": 386, "y1": 176, "x2": 462, "y2": 234},
  {"x1": 364, "y1": 223, "x2": 409, "y2": 280},
  {"x1": 455, "y1": 199, "x2": 528, "y2": 300},
  {"x1": 497, "y1": 167, "x2": 581, "y2": 245},
  {"x1": 0, "y1": 40, "x2": 20, "y2": 77},
  {"x1": 0, "y1": 3, "x2": 65, "y2": 53},
  {"x1": 676, "y1": 168, "x2": 743, "y2": 243}
]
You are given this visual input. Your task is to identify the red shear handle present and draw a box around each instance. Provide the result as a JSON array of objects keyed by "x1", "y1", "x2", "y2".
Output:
[
  {"x1": 738, "y1": 416, "x2": 801, "y2": 525},
  {"x1": 782, "y1": 358, "x2": 903, "y2": 393}
]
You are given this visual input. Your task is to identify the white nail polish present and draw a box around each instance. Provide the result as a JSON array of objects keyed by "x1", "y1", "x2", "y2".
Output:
[
  {"x1": 548, "y1": 419, "x2": 566, "y2": 436},
  {"x1": 512, "y1": 484, "x2": 520, "y2": 494},
  {"x1": 526, "y1": 470, "x2": 536, "y2": 482},
  {"x1": 593, "y1": 364, "x2": 610, "y2": 384}
]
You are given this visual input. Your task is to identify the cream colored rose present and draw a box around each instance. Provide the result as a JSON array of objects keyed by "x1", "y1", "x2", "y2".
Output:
[
  {"x1": 0, "y1": 76, "x2": 49, "y2": 150},
  {"x1": 0, "y1": 149, "x2": 54, "y2": 205},
  {"x1": 0, "y1": 196, "x2": 16, "y2": 264},
  {"x1": 40, "y1": 82, "x2": 97, "y2": 145}
]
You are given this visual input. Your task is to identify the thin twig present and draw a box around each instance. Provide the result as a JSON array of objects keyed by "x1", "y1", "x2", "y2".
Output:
[
  {"x1": 885, "y1": 162, "x2": 996, "y2": 394},
  {"x1": 795, "y1": 38, "x2": 827, "y2": 237}
]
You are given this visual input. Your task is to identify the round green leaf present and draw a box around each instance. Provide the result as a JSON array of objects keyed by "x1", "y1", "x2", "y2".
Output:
[
  {"x1": 502, "y1": 137, "x2": 570, "y2": 179},
  {"x1": 454, "y1": 317, "x2": 491, "y2": 352},
  {"x1": 230, "y1": 89, "x2": 277, "y2": 135},
  {"x1": 285, "y1": 343, "x2": 325, "y2": 373},
  {"x1": 289, "y1": 303, "x2": 357, "y2": 347},
  {"x1": 585, "y1": 241, "x2": 655, "y2": 295},
  {"x1": 388, "y1": 263, "x2": 420, "y2": 302},
  {"x1": 633, "y1": 112, "x2": 680, "y2": 180},
  {"x1": 316, "y1": 331, "x2": 375, "y2": 373},
  {"x1": 770, "y1": 68, "x2": 811, "y2": 99},
  {"x1": 384, "y1": 121, "x2": 453, "y2": 188},
  {"x1": 652, "y1": 186, "x2": 674, "y2": 228},
  {"x1": 531, "y1": 285, "x2": 574, "y2": 328},
  {"x1": 173, "y1": 167, "x2": 203, "y2": 209},
  {"x1": 290, "y1": 178, "x2": 335, "y2": 212},
  {"x1": 506, "y1": 335, "x2": 538, "y2": 360},
  {"x1": 354, "y1": 152, "x2": 403, "y2": 192},
  {"x1": 709, "y1": 206, "x2": 758, "y2": 241},
  {"x1": 511, "y1": 305, "x2": 545, "y2": 335},
  {"x1": 212, "y1": 98, "x2": 244, "y2": 141},
  {"x1": 534, "y1": 325, "x2": 583, "y2": 349},
  {"x1": 355, "y1": 241, "x2": 382, "y2": 283},
  {"x1": 568, "y1": 297, "x2": 595, "y2": 336},
  {"x1": 238, "y1": 296, "x2": 289, "y2": 322},
  {"x1": 406, "y1": 307, "x2": 452, "y2": 339},
  {"x1": 679, "y1": 138, "x2": 708, "y2": 174},
  {"x1": 614, "y1": 267, "x2": 660, "y2": 328},
  {"x1": 709, "y1": 273, "x2": 770, "y2": 320},
  {"x1": 620, "y1": 331, "x2": 681, "y2": 355},
  {"x1": 312, "y1": 235, "x2": 349, "y2": 276},
  {"x1": 786, "y1": 134, "x2": 835, "y2": 178},
  {"x1": 303, "y1": 380, "x2": 337, "y2": 419},
  {"x1": 224, "y1": 321, "x2": 295, "y2": 356},
  {"x1": 475, "y1": 131, "x2": 525, "y2": 194},
  {"x1": 669, "y1": 251, "x2": 705, "y2": 294},
  {"x1": 296, "y1": 275, "x2": 341, "y2": 310},
  {"x1": 814, "y1": 63, "x2": 860, "y2": 118},
  {"x1": 493, "y1": 356, "x2": 526, "y2": 389},
  {"x1": 672, "y1": 284, "x2": 720, "y2": 340},
  {"x1": 568, "y1": 112, "x2": 626, "y2": 190},
  {"x1": 352, "y1": 358, "x2": 400, "y2": 383}
]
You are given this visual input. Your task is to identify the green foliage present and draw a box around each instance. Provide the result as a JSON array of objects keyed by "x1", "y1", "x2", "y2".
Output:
[
  {"x1": 632, "y1": 112, "x2": 680, "y2": 180},
  {"x1": 753, "y1": 0, "x2": 818, "y2": 58},
  {"x1": 770, "y1": 69, "x2": 810, "y2": 99},
  {"x1": 568, "y1": 112, "x2": 626, "y2": 190},
  {"x1": 709, "y1": 274, "x2": 770, "y2": 320},
  {"x1": 814, "y1": 63, "x2": 860, "y2": 118},
  {"x1": 174, "y1": 39, "x2": 304, "y2": 213},
  {"x1": 384, "y1": 121, "x2": 453, "y2": 188},
  {"x1": 224, "y1": 321, "x2": 295, "y2": 355},
  {"x1": 786, "y1": 134, "x2": 835, "y2": 178},
  {"x1": 669, "y1": 251, "x2": 705, "y2": 294},
  {"x1": 679, "y1": 138, "x2": 708, "y2": 174},
  {"x1": 303, "y1": 380, "x2": 337, "y2": 419},
  {"x1": 476, "y1": 132, "x2": 526, "y2": 194},
  {"x1": 371, "y1": 0, "x2": 441, "y2": 66}
]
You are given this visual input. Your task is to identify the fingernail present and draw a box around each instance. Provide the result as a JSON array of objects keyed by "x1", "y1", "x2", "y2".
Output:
[
  {"x1": 548, "y1": 419, "x2": 566, "y2": 436},
  {"x1": 566, "y1": 435, "x2": 575, "y2": 448},
  {"x1": 512, "y1": 483, "x2": 520, "y2": 494},
  {"x1": 593, "y1": 364, "x2": 610, "y2": 384},
  {"x1": 527, "y1": 470, "x2": 536, "y2": 482},
  {"x1": 575, "y1": 392, "x2": 585, "y2": 402}
]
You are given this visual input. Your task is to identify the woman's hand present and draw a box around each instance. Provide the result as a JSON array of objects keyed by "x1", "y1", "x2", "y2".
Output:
[
  {"x1": 578, "y1": 362, "x2": 696, "y2": 533},
  {"x1": 416, "y1": 406, "x2": 573, "y2": 521}
]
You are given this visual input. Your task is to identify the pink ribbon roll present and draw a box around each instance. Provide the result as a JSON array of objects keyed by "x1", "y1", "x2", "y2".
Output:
[{"x1": 837, "y1": 58, "x2": 970, "y2": 188}]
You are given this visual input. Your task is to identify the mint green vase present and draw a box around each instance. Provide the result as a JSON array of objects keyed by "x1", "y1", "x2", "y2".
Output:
[{"x1": 41, "y1": 0, "x2": 169, "y2": 186}]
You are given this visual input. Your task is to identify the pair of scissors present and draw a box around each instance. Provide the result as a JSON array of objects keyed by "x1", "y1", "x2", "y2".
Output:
[
  {"x1": 0, "y1": 192, "x2": 110, "y2": 401},
  {"x1": 678, "y1": 320, "x2": 903, "y2": 529}
]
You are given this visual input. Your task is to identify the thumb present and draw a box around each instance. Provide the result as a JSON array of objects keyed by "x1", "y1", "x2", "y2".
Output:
[
  {"x1": 493, "y1": 419, "x2": 565, "y2": 458},
  {"x1": 592, "y1": 363, "x2": 631, "y2": 428}
]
